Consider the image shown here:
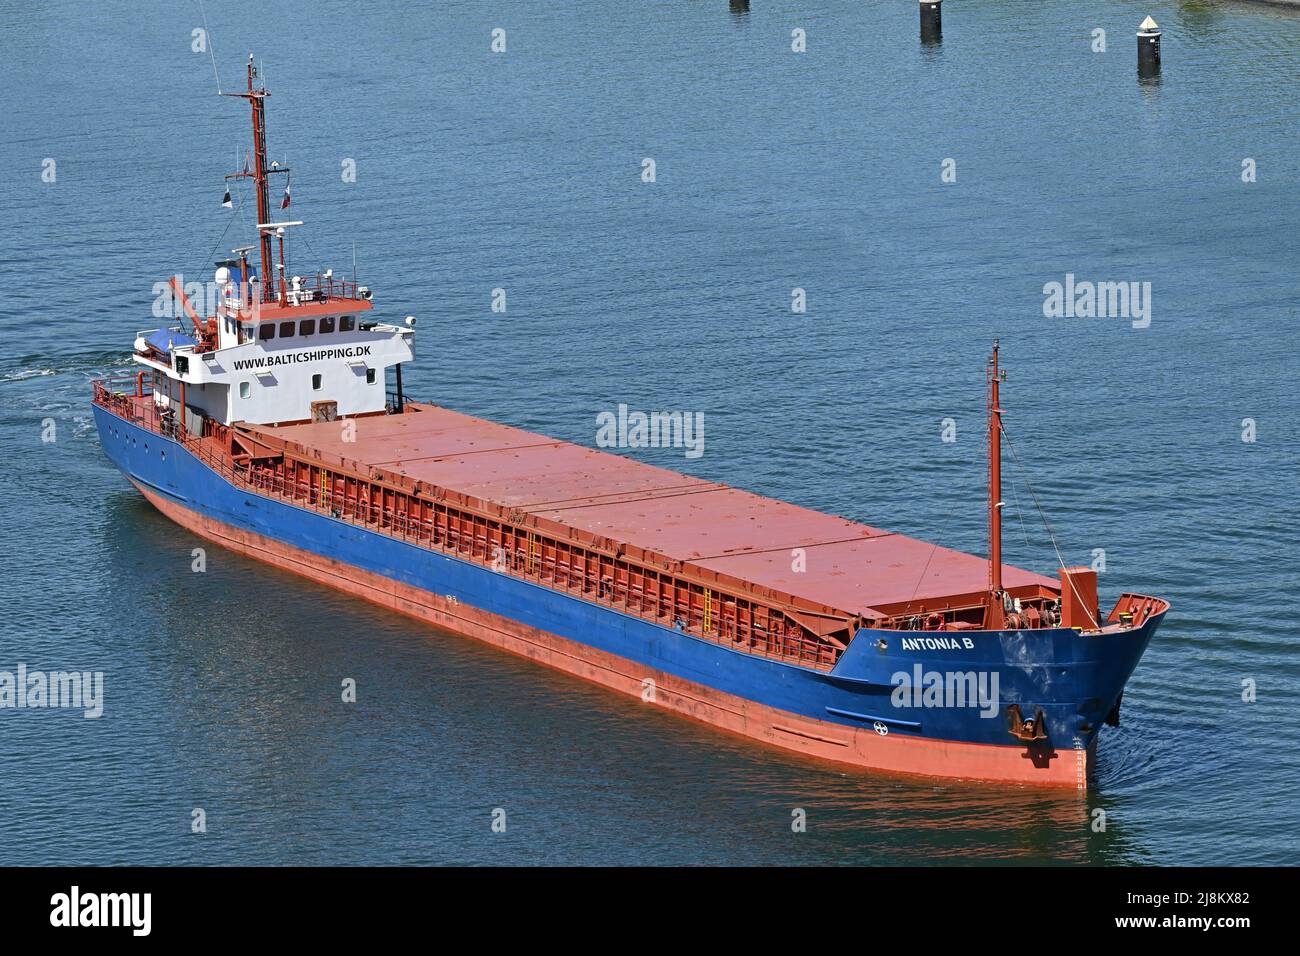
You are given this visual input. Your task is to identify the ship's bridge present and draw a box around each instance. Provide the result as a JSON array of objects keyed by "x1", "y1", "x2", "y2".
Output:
[{"x1": 133, "y1": 266, "x2": 415, "y2": 433}]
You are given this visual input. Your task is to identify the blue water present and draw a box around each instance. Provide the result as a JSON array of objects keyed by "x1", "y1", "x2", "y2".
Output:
[{"x1": 1, "y1": 0, "x2": 1297, "y2": 865}]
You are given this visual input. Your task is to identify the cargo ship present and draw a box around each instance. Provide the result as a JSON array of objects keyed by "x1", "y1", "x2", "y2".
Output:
[{"x1": 92, "y1": 59, "x2": 1168, "y2": 787}]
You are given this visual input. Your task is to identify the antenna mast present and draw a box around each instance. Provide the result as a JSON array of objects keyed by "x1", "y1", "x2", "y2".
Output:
[
  {"x1": 986, "y1": 341, "x2": 1006, "y2": 629},
  {"x1": 223, "y1": 54, "x2": 288, "y2": 303}
]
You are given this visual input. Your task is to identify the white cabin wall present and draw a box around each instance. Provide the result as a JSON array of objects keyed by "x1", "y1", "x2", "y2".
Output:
[
  {"x1": 189, "y1": 381, "x2": 229, "y2": 420},
  {"x1": 150, "y1": 372, "x2": 227, "y2": 418},
  {"x1": 231, "y1": 359, "x2": 389, "y2": 424},
  {"x1": 138, "y1": 317, "x2": 414, "y2": 428}
]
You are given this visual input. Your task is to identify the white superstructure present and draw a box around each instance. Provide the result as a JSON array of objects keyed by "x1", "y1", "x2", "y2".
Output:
[{"x1": 134, "y1": 264, "x2": 414, "y2": 432}]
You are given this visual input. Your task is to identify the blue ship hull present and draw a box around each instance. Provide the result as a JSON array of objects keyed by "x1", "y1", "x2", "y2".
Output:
[{"x1": 94, "y1": 403, "x2": 1164, "y2": 786}]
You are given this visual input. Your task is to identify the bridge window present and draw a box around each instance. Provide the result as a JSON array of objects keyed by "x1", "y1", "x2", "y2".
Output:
[
  {"x1": 340, "y1": 316, "x2": 355, "y2": 332},
  {"x1": 312, "y1": 373, "x2": 322, "y2": 391},
  {"x1": 279, "y1": 321, "x2": 295, "y2": 338},
  {"x1": 366, "y1": 367, "x2": 377, "y2": 385},
  {"x1": 259, "y1": 323, "x2": 274, "y2": 341},
  {"x1": 320, "y1": 316, "x2": 336, "y2": 334},
  {"x1": 240, "y1": 381, "x2": 251, "y2": 399},
  {"x1": 299, "y1": 318, "x2": 316, "y2": 336}
]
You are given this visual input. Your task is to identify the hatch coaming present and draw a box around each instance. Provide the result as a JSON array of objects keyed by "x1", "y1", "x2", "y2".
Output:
[{"x1": 243, "y1": 401, "x2": 1060, "y2": 627}]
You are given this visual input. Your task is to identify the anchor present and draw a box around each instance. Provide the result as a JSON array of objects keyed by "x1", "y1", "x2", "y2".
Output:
[{"x1": 1007, "y1": 704, "x2": 1049, "y2": 743}]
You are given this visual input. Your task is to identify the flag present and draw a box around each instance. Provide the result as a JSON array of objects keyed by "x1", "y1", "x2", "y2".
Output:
[
  {"x1": 281, "y1": 183, "x2": 291, "y2": 209},
  {"x1": 221, "y1": 188, "x2": 233, "y2": 208}
]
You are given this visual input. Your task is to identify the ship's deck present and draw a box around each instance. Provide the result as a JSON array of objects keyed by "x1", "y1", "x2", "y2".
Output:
[{"x1": 248, "y1": 402, "x2": 1056, "y2": 617}]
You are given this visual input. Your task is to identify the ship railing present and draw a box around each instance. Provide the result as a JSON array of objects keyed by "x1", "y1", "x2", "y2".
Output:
[
  {"x1": 1107, "y1": 592, "x2": 1170, "y2": 629},
  {"x1": 93, "y1": 379, "x2": 839, "y2": 669},
  {"x1": 237, "y1": 465, "x2": 839, "y2": 669},
  {"x1": 92, "y1": 378, "x2": 241, "y2": 473},
  {"x1": 93, "y1": 376, "x2": 154, "y2": 404},
  {"x1": 92, "y1": 379, "x2": 163, "y2": 430},
  {"x1": 274, "y1": 272, "x2": 368, "y2": 306}
]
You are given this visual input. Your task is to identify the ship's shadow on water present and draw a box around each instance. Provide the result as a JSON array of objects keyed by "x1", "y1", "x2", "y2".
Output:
[{"x1": 606, "y1": 714, "x2": 1157, "y2": 866}]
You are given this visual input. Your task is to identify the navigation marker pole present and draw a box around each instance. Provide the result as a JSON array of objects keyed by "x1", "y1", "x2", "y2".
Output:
[
  {"x1": 1138, "y1": 16, "x2": 1161, "y2": 78},
  {"x1": 920, "y1": 0, "x2": 942, "y2": 45}
]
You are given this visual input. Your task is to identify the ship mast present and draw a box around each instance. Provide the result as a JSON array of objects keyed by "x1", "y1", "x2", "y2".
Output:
[
  {"x1": 223, "y1": 54, "x2": 288, "y2": 304},
  {"x1": 986, "y1": 341, "x2": 1006, "y2": 630}
]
